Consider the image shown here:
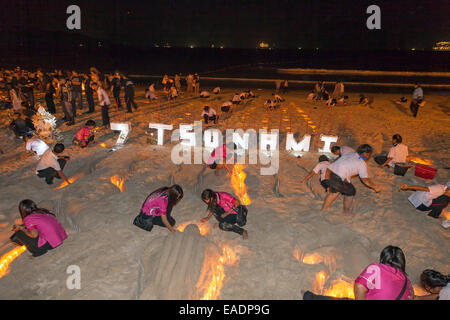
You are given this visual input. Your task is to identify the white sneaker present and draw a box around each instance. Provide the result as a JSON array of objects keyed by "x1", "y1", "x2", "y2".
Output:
[{"x1": 442, "y1": 220, "x2": 450, "y2": 229}]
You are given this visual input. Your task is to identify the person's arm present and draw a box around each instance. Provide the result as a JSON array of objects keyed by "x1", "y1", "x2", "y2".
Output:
[
  {"x1": 354, "y1": 283, "x2": 368, "y2": 300},
  {"x1": 400, "y1": 184, "x2": 429, "y2": 192},
  {"x1": 201, "y1": 211, "x2": 213, "y2": 223},
  {"x1": 301, "y1": 171, "x2": 316, "y2": 183},
  {"x1": 56, "y1": 170, "x2": 71, "y2": 185},
  {"x1": 380, "y1": 157, "x2": 393, "y2": 167},
  {"x1": 13, "y1": 224, "x2": 38, "y2": 238},
  {"x1": 161, "y1": 215, "x2": 176, "y2": 233},
  {"x1": 221, "y1": 199, "x2": 240, "y2": 219},
  {"x1": 360, "y1": 177, "x2": 381, "y2": 192}
]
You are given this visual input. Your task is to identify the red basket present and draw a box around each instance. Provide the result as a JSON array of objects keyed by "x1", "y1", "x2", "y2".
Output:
[{"x1": 414, "y1": 164, "x2": 437, "y2": 180}]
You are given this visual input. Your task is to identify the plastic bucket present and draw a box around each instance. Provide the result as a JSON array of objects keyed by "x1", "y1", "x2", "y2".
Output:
[{"x1": 414, "y1": 164, "x2": 437, "y2": 180}]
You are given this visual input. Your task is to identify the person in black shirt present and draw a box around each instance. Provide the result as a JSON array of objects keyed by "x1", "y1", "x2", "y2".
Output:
[
  {"x1": 123, "y1": 76, "x2": 138, "y2": 113},
  {"x1": 70, "y1": 71, "x2": 84, "y2": 117},
  {"x1": 45, "y1": 81, "x2": 56, "y2": 114},
  {"x1": 111, "y1": 72, "x2": 123, "y2": 110},
  {"x1": 9, "y1": 112, "x2": 34, "y2": 139},
  {"x1": 19, "y1": 74, "x2": 35, "y2": 108}
]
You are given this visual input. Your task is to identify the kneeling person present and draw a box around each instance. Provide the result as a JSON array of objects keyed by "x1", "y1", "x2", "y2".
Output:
[
  {"x1": 36, "y1": 143, "x2": 71, "y2": 185},
  {"x1": 73, "y1": 120, "x2": 96, "y2": 148},
  {"x1": 401, "y1": 182, "x2": 450, "y2": 219}
]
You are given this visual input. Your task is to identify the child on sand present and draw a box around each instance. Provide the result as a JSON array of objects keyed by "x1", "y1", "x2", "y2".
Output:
[
  {"x1": 36, "y1": 143, "x2": 71, "y2": 185},
  {"x1": 232, "y1": 93, "x2": 241, "y2": 105},
  {"x1": 10, "y1": 199, "x2": 67, "y2": 257},
  {"x1": 200, "y1": 90, "x2": 210, "y2": 98},
  {"x1": 73, "y1": 120, "x2": 96, "y2": 148},
  {"x1": 322, "y1": 144, "x2": 381, "y2": 213},
  {"x1": 133, "y1": 185, "x2": 183, "y2": 233},
  {"x1": 206, "y1": 142, "x2": 235, "y2": 176},
  {"x1": 301, "y1": 155, "x2": 330, "y2": 191},
  {"x1": 375, "y1": 134, "x2": 409, "y2": 169},
  {"x1": 400, "y1": 182, "x2": 450, "y2": 218},
  {"x1": 25, "y1": 133, "x2": 49, "y2": 158},
  {"x1": 221, "y1": 100, "x2": 233, "y2": 113},
  {"x1": 201, "y1": 106, "x2": 217, "y2": 125},
  {"x1": 200, "y1": 189, "x2": 248, "y2": 239},
  {"x1": 213, "y1": 87, "x2": 221, "y2": 94}
]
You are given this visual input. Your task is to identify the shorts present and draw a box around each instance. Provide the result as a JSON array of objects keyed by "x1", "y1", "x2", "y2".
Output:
[
  {"x1": 328, "y1": 171, "x2": 356, "y2": 196},
  {"x1": 320, "y1": 179, "x2": 329, "y2": 191},
  {"x1": 209, "y1": 161, "x2": 217, "y2": 169},
  {"x1": 232, "y1": 101, "x2": 239, "y2": 105}
]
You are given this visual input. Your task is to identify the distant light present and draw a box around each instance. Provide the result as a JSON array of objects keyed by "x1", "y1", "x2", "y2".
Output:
[
  {"x1": 189, "y1": 45, "x2": 194, "y2": 49},
  {"x1": 220, "y1": 46, "x2": 224, "y2": 49},
  {"x1": 154, "y1": 44, "x2": 160, "y2": 48},
  {"x1": 211, "y1": 44, "x2": 215, "y2": 48},
  {"x1": 411, "y1": 48, "x2": 416, "y2": 51},
  {"x1": 79, "y1": 43, "x2": 84, "y2": 47},
  {"x1": 298, "y1": 47, "x2": 302, "y2": 50},
  {"x1": 316, "y1": 47, "x2": 319, "y2": 50},
  {"x1": 98, "y1": 41, "x2": 102, "y2": 47},
  {"x1": 259, "y1": 42, "x2": 269, "y2": 48}
]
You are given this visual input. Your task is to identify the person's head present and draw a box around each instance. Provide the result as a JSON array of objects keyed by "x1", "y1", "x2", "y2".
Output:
[
  {"x1": 18, "y1": 199, "x2": 38, "y2": 220},
  {"x1": 420, "y1": 270, "x2": 450, "y2": 294},
  {"x1": 379, "y1": 245, "x2": 407, "y2": 274},
  {"x1": 356, "y1": 144, "x2": 373, "y2": 161},
  {"x1": 414, "y1": 82, "x2": 419, "y2": 88},
  {"x1": 319, "y1": 155, "x2": 329, "y2": 162},
  {"x1": 204, "y1": 106, "x2": 210, "y2": 112},
  {"x1": 72, "y1": 70, "x2": 78, "y2": 76},
  {"x1": 331, "y1": 145, "x2": 341, "y2": 155},
  {"x1": 53, "y1": 143, "x2": 65, "y2": 154},
  {"x1": 85, "y1": 120, "x2": 96, "y2": 128},
  {"x1": 24, "y1": 132, "x2": 33, "y2": 140},
  {"x1": 91, "y1": 82, "x2": 98, "y2": 89},
  {"x1": 167, "y1": 184, "x2": 183, "y2": 207},
  {"x1": 392, "y1": 134, "x2": 402, "y2": 146},
  {"x1": 201, "y1": 189, "x2": 217, "y2": 211}
]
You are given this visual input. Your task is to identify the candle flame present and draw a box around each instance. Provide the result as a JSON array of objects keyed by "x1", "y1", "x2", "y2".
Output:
[
  {"x1": 110, "y1": 175, "x2": 125, "y2": 192},
  {"x1": 99, "y1": 143, "x2": 107, "y2": 148},
  {"x1": 409, "y1": 157, "x2": 433, "y2": 166},
  {"x1": 231, "y1": 164, "x2": 251, "y2": 205},
  {"x1": 0, "y1": 246, "x2": 27, "y2": 279},
  {"x1": 323, "y1": 277, "x2": 355, "y2": 299},
  {"x1": 303, "y1": 252, "x2": 324, "y2": 265},
  {"x1": 177, "y1": 221, "x2": 210, "y2": 236},
  {"x1": 53, "y1": 173, "x2": 84, "y2": 190}
]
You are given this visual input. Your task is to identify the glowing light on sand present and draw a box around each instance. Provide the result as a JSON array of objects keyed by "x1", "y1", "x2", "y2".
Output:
[
  {"x1": 302, "y1": 252, "x2": 324, "y2": 265},
  {"x1": 0, "y1": 246, "x2": 27, "y2": 279},
  {"x1": 177, "y1": 221, "x2": 210, "y2": 236},
  {"x1": 99, "y1": 143, "x2": 107, "y2": 148},
  {"x1": 313, "y1": 270, "x2": 329, "y2": 294},
  {"x1": 443, "y1": 210, "x2": 450, "y2": 220},
  {"x1": 110, "y1": 175, "x2": 126, "y2": 192},
  {"x1": 413, "y1": 285, "x2": 428, "y2": 296},
  {"x1": 409, "y1": 157, "x2": 433, "y2": 166},
  {"x1": 199, "y1": 245, "x2": 237, "y2": 300},
  {"x1": 323, "y1": 277, "x2": 355, "y2": 299},
  {"x1": 292, "y1": 249, "x2": 302, "y2": 261},
  {"x1": 231, "y1": 164, "x2": 252, "y2": 205},
  {"x1": 53, "y1": 173, "x2": 84, "y2": 190}
]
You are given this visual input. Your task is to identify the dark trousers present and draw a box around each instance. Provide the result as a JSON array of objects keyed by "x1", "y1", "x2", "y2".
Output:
[
  {"x1": 204, "y1": 114, "x2": 217, "y2": 124},
  {"x1": 101, "y1": 104, "x2": 110, "y2": 126},
  {"x1": 320, "y1": 179, "x2": 329, "y2": 191},
  {"x1": 113, "y1": 93, "x2": 122, "y2": 109},
  {"x1": 212, "y1": 206, "x2": 247, "y2": 235},
  {"x1": 71, "y1": 91, "x2": 83, "y2": 116},
  {"x1": 126, "y1": 94, "x2": 138, "y2": 112},
  {"x1": 328, "y1": 171, "x2": 356, "y2": 196},
  {"x1": 152, "y1": 215, "x2": 176, "y2": 228},
  {"x1": 86, "y1": 92, "x2": 95, "y2": 113},
  {"x1": 410, "y1": 99, "x2": 422, "y2": 118},
  {"x1": 417, "y1": 195, "x2": 450, "y2": 218},
  {"x1": 45, "y1": 96, "x2": 56, "y2": 114},
  {"x1": 303, "y1": 290, "x2": 347, "y2": 300},
  {"x1": 24, "y1": 91, "x2": 35, "y2": 108},
  {"x1": 37, "y1": 158, "x2": 67, "y2": 184},
  {"x1": 10, "y1": 230, "x2": 53, "y2": 257}
]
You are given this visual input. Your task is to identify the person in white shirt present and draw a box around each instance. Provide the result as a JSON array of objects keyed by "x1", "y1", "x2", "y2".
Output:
[
  {"x1": 213, "y1": 87, "x2": 221, "y2": 94},
  {"x1": 92, "y1": 82, "x2": 110, "y2": 128},
  {"x1": 301, "y1": 155, "x2": 330, "y2": 191},
  {"x1": 25, "y1": 133, "x2": 49, "y2": 158},
  {"x1": 331, "y1": 145, "x2": 355, "y2": 158},
  {"x1": 416, "y1": 269, "x2": 450, "y2": 300},
  {"x1": 200, "y1": 90, "x2": 210, "y2": 98},
  {"x1": 169, "y1": 86, "x2": 178, "y2": 100},
  {"x1": 272, "y1": 93, "x2": 284, "y2": 103},
  {"x1": 145, "y1": 83, "x2": 157, "y2": 101},
  {"x1": 322, "y1": 144, "x2": 381, "y2": 213},
  {"x1": 376, "y1": 134, "x2": 409, "y2": 168},
  {"x1": 264, "y1": 99, "x2": 275, "y2": 110},
  {"x1": 232, "y1": 93, "x2": 241, "y2": 104},
  {"x1": 201, "y1": 106, "x2": 217, "y2": 124},
  {"x1": 239, "y1": 92, "x2": 248, "y2": 100},
  {"x1": 221, "y1": 100, "x2": 233, "y2": 113},
  {"x1": 247, "y1": 90, "x2": 255, "y2": 98},
  {"x1": 400, "y1": 182, "x2": 450, "y2": 218},
  {"x1": 36, "y1": 143, "x2": 71, "y2": 185}
]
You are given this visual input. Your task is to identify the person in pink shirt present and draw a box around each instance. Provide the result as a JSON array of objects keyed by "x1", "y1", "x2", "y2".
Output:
[
  {"x1": 206, "y1": 142, "x2": 235, "y2": 176},
  {"x1": 200, "y1": 189, "x2": 248, "y2": 239},
  {"x1": 354, "y1": 245, "x2": 414, "y2": 300},
  {"x1": 73, "y1": 120, "x2": 96, "y2": 148},
  {"x1": 10, "y1": 199, "x2": 67, "y2": 257},
  {"x1": 133, "y1": 185, "x2": 183, "y2": 233}
]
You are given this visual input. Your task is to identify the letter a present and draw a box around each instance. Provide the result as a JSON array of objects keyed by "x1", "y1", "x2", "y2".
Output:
[
  {"x1": 366, "y1": 5, "x2": 381, "y2": 30},
  {"x1": 66, "y1": 5, "x2": 81, "y2": 30},
  {"x1": 66, "y1": 265, "x2": 81, "y2": 289}
]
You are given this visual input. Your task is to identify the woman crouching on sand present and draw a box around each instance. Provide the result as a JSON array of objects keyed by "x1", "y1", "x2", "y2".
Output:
[
  {"x1": 10, "y1": 200, "x2": 67, "y2": 257},
  {"x1": 302, "y1": 245, "x2": 414, "y2": 300},
  {"x1": 133, "y1": 185, "x2": 183, "y2": 233},
  {"x1": 200, "y1": 189, "x2": 248, "y2": 239}
]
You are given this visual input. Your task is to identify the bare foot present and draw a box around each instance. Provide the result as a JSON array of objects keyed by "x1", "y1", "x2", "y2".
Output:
[{"x1": 242, "y1": 230, "x2": 248, "y2": 239}]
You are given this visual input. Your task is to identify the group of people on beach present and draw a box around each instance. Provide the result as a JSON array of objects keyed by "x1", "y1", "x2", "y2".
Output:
[{"x1": 2, "y1": 67, "x2": 448, "y2": 300}]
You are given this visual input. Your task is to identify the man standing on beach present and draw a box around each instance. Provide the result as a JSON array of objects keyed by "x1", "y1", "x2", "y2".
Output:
[
  {"x1": 410, "y1": 83, "x2": 423, "y2": 118},
  {"x1": 322, "y1": 144, "x2": 381, "y2": 213},
  {"x1": 275, "y1": 79, "x2": 282, "y2": 93},
  {"x1": 92, "y1": 82, "x2": 111, "y2": 128},
  {"x1": 186, "y1": 74, "x2": 193, "y2": 95}
]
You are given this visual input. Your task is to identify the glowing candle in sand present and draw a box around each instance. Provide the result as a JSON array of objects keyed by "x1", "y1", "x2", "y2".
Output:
[
  {"x1": 110, "y1": 175, "x2": 126, "y2": 192},
  {"x1": 231, "y1": 164, "x2": 252, "y2": 205},
  {"x1": 53, "y1": 173, "x2": 84, "y2": 190},
  {"x1": 0, "y1": 246, "x2": 27, "y2": 279}
]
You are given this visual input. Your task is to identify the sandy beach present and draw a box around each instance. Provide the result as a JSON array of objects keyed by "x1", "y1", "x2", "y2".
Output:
[{"x1": 0, "y1": 85, "x2": 448, "y2": 299}]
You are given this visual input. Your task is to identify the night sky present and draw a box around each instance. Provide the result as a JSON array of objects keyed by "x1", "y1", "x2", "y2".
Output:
[{"x1": 1, "y1": 0, "x2": 449, "y2": 50}]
